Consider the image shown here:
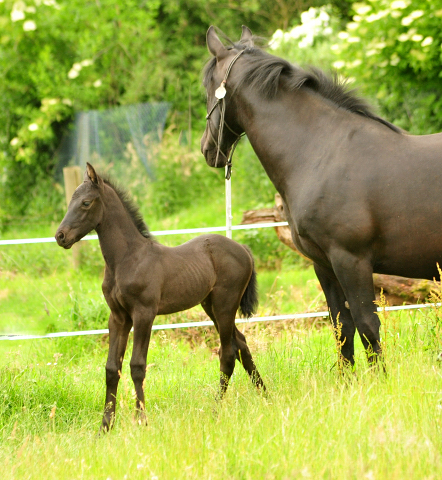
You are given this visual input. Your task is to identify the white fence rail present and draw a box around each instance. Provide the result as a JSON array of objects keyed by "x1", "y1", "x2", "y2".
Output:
[
  {"x1": 0, "y1": 303, "x2": 437, "y2": 342},
  {"x1": 0, "y1": 222, "x2": 289, "y2": 246},
  {"x1": 1, "y1": 221, "x2": 438, "y2": 342}
]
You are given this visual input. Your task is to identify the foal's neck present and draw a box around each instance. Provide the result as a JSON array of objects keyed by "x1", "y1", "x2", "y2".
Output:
[{"x1": 96, "y1": 185, "x2": 148, "y2": 270}]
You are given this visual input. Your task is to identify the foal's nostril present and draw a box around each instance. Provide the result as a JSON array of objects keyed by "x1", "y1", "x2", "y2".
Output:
[{"x1": 56, "y1": 231, "x2": 65, "y2": 244}]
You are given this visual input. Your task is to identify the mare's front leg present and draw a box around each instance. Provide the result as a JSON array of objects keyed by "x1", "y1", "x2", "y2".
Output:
[
  {"x1": 314, "y1": 263, "x2": 356, "y2": 367},
  {"x1": 129, "y1": 307, "x2": 156, "y2": 425},
  {"x1": 101, "y1": 311, "x2": 132, "y2": 432}
]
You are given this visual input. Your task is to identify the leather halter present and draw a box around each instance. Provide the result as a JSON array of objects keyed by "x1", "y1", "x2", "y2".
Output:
[{"x1": 205, "y1": 49, "x2": 245, "y2": 180}]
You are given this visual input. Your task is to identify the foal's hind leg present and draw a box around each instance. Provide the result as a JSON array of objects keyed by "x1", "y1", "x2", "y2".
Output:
[
  {"x1": 233, "y1": 327, "x2": 266, "y2": 392},
  {"x1": 202, "y1": 296, "x2": 265, "y2": 397},
  {"x1": 202, "y1": 296, "x2": 236, "y2": 398}
]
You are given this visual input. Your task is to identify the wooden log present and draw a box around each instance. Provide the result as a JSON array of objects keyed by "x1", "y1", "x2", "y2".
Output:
[{"x1": 241, "y1": 194, "x2": 439, "y2": 305}]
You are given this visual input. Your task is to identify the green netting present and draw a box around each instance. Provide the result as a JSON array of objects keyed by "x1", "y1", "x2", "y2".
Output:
[{"x1": 55, "y1": 102, "x2": 170, "y2": 181}]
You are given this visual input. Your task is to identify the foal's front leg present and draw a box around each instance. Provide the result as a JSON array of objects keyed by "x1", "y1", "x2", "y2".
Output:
[
  {"x1": 129, "y1": 307, "x2": 156, "y2": 425},
  {"x1": 101, "y1": 312, "x2": 132, "y2": 432}
]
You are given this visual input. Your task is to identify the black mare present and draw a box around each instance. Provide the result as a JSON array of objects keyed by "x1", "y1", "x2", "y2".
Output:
[
  {"x1": 55, "y1": 163, "x2": 265, "y2": 431},
  {"x1": 201, "y1": 26, "x2": 442, "y2": 366}
]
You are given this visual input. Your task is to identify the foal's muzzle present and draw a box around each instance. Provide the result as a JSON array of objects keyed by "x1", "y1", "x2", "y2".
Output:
[{"x1": 55, "y1": 228, "x2": 75, "y2": 249}]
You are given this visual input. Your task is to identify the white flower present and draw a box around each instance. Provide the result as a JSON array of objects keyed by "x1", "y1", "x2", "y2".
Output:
[
  {"x1": 355, "y1": 5, "x2": 371, "y2": 15},
  {"x1": 401, "y1": 16, "x2": 413, "y2": 26},
  {"x1": 390, "y1": 54, "x2": 400, "y2": 66},
  {"x1": 347, "y1": 22, "x2": 359, "y2": 31},
  {"x1": 10, "y1": 137, "x2": 19, "y2": 146},
  {"x1": 366, "y1": 11, "x2": 389, "y2": 23},
  {"x1": 421, "y1": 36, "x2": 433, "y2": 47},
  {"x1": 391, "y1": 0, "x2": 409, "y2": 9},
  {"x1": 67, "y1": 69, "x2": 80, "y2": 79},
  {"x1": 93, "y1": 79, "x2": 102, "y2": 88},
  {"x1": 338, "y1": 31, "x2": 349, "y2": 40},
  {"x1": 411, "y1": 34, "x2": 423, "y2": 42},
  {"x1": 269, "y1": 29, "x2": 283, "y2": 49},
  {"x1": 398, "y1": 33, "x2": 409, "y2": 42},
  {"x1": 80, "y1": 59, "x2": 93, "y2": 67},
  {"x1": 333, "y1": 60, "x2": 346, "y2": 70},
  {"x1": 43, "y1": 0, "x2": 60, "y2": 8},
  {"x1": 11, "y1": 9, "x2": 25, "y2": 22},
  {"x1": 347, "y1": 37, "x2": 361, "y2": 43},
  {"x1": 23, "y1": 20, "x2": 37, "y2": 31},
  {"x1": 67, "y1": 62, "x2": 82, "y2": 79},
  {"x1": 410, "y1": 10, "x2": 424, "y2": 19},
  {"x1": 28, "y1": 123, "x2": 39, "y2": 131}
]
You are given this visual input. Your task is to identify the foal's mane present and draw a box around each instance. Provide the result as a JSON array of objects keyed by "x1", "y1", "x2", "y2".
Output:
[
  {"x1": 103, "y1": 177, "x2": 153, "y2": 239},
  {"x1": 204, "y1": 37, "x2": 401, "y2": 134}
]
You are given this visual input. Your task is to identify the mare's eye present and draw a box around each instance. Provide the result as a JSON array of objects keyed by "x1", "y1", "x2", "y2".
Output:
[{"x1": 83, "y1": 201, "x2": 91, "y2": 207}]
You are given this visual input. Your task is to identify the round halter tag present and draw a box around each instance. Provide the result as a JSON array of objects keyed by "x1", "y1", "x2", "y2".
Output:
[{"x1": 215, "y1": 84, "x2": 226, "y2": 99}]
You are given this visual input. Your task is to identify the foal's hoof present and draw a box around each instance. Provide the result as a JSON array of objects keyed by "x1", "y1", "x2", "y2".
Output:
[
  {"x1": 97, "y1": 423, "x2": 111, "y2": 437},
  {"x1": 135, "y1": 411, "x2": 148, "y2": 427}
]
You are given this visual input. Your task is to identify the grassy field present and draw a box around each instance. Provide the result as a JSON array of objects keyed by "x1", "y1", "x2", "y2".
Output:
[
  {"x1": 0, "y1": 306, "x2": 441, "y2": 479},
  {"x1": 1, "y1": 194, "x2": 442, "y2": 479}
]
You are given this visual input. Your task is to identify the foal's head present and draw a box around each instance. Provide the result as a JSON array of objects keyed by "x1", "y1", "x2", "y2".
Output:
[{"x1": 55, "y1": 163, "x2": 104, "y2": 249}]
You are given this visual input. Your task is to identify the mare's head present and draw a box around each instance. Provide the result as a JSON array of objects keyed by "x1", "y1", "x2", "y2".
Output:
[
  {"x1": 201, "y1": 26, "x2": 254, "y2": 168},
  {"x1": 55, "y1": 163, "x2": 104, "y2": 249}
]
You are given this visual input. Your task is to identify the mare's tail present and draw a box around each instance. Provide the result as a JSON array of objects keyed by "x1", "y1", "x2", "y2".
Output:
[{"x1": 239, "y1": 247, "x2": 259, "y2": 318}]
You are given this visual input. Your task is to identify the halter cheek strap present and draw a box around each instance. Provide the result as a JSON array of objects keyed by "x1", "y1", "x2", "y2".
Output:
[{"x1": 206, "y1": 49, "x2": 246, "y2": 178}]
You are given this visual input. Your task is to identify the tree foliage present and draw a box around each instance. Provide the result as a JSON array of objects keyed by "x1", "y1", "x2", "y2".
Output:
[
  {"x1": 0, "y1": 0, "x2": 328, "y2": 224},
  {"x1": 331, "y1": 0, "x2": 442, "y2": 134}
]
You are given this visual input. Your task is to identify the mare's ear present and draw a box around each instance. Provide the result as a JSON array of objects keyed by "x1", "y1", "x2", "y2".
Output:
[
  {"x1": 85, "y1": 162, "x2": 102, "y2": 186},
  {"x1": 240, "y1": 25, "x2": 254, "y2": 47},
  {"x1": 207, "y1": 26, "x2": 228, "y2": 59}
]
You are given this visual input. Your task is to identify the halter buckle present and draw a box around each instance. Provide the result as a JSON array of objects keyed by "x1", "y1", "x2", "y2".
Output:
[{"x1": 215, "y1": 81, "x2": 227, "y2": 99}]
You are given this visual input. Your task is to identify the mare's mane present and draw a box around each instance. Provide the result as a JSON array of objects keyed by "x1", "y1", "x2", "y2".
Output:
[
  {"x1": 103, "y1": 177, "x2": 153, "y2": 239},
  {"x1": 203, "y1": 37, "x2": 401, "y2": 134}
]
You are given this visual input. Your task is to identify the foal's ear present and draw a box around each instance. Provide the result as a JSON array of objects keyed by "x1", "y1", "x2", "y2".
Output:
[
  {"x1": 207, "y1": 26, "x2": 227, "y2": 59},
  {"x1": 85, "y1": 162, "x2": 101, "y2": 186},
  {"x1": 240, "y1": 25, "x2": 254, "y2": 47}
]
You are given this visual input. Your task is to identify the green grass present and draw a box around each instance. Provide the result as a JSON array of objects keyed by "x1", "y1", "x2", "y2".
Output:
[
  {"x1": 0, "y1": 308, "x2": 441, "y2": 479},
  {"x1": 2, "y1": 183, "x2": 442, "y2": 478}
]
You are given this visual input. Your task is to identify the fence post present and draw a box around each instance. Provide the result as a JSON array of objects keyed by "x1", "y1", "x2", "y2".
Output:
[
  {"x1": 62, "y1": 166, "x2": 82, "y2": 268},
  {"x1": 225, "y1": 166, "x2": 232, "y2": 239}
]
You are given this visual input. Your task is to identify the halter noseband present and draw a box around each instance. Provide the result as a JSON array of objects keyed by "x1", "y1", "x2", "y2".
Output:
[{"x1": 206, "y1": 49, "x2": 245, "y2": 180}]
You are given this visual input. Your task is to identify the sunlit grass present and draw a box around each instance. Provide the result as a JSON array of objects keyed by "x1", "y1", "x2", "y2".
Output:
[{"x1": 0, "y1": 311, "x2": 441, "y2": 479}]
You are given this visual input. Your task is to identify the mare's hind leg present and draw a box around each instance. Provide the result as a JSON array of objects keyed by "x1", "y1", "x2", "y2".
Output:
[
  {"x1": 101, "y1": 312, "x2": 132, "y2": 432},
  {"x1": 314, "y1": 263, "x2": 356, "y2": 367}
]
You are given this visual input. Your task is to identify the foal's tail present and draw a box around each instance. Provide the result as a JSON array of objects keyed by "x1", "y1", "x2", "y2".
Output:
[{"x1": 239, "y1": 246, "x2": 259, "y2": 319}]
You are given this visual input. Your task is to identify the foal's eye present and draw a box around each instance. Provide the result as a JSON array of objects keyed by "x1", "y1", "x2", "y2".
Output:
[{"x1": 83, "y1": 201, "x2": 91, "y2": 207}]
